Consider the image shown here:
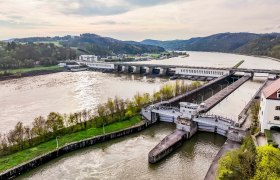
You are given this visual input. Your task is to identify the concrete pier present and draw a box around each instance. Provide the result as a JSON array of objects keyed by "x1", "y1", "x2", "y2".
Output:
[{"x1": 148, "y1": 130, "x2": 187, "y2": 163}]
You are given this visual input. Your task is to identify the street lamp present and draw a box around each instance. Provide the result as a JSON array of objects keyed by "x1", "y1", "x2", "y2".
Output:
[
  {"x1": 231, "y1": 77, "x2": 235, "y2": 83},
  {"x1": 225, "y1": 80, "x2": 230, "y2": 87},
  {"x1": 56, "y1": 136, "x2": 60, "y2": 149},
  {"x1": 209, "y1": 88, "x2": 214, "y2": 96},
  {"x1": 218, "y1": 84, "x2": 223, "y2": 91},
  {"x1": 198, "y1": 94, "x2": 204, "y2": 103},
  {"x1": 102, "y1": 120, "x2": 105, "y2": 134},
  {"x1": 192, "y1": 98, "x2": 197, "y2": 104}
]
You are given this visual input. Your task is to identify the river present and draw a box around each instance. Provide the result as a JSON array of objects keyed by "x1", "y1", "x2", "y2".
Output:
[
  {"x1": 0, "y1": 73, "x2": 171, "y2": 132},
  {"x1": 1, "y1": 51, "x2": 280, "y2": 179},
  {"x1": 18, "y1": 123, "x2": 226, "y2": 180},
  {"x1": 131, "y1": 51, "x2": 280, "y2": 70}
]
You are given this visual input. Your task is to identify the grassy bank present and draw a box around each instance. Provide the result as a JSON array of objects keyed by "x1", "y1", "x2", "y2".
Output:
[
  {"x1": 233, "y1": 60, "x2": 245, "y2": 68},
  {"x1": 0, "y1": 115, "x2": 141, "y2": 173},
  {"x1": 0, "y1": 65, "x2": 63, "y2": 75}
]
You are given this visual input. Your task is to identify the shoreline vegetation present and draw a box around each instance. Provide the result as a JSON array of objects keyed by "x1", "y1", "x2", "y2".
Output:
[
  {"x1": 0, "y1": 80, "x2": 202, "y2": 173},
  {"x1": 217, "y1": 100, "x2": 280, "y2": 179},
  {"x1": 0, "y1": 65, "x2": 63, "y2": 75},
  {"x1": 0, "y1": 65, "x2": 64, "y2": 81},
  {"x1": 232, "y1": 60, "x2": 245, "y2": 68}
]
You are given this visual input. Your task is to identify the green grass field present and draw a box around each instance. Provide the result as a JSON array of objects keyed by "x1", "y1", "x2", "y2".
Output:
[
  {"x1": 0, "y1": 65, "x2": 63, "y2": 74},
  {"x1": 0, "y1": 116, "x2": 142, "y2": 172},
  {"x1": 35, "y1": 41, "x2": 62, "y2": 47}
]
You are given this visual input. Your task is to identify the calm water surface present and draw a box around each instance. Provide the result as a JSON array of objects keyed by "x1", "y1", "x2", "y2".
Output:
[
  {"x1": 18, "y1": 123, "x2": 226, "y2": 180},
  {"x1": 131, "y1": 51, "x2": 280, "y2": 70},
  {"x1": 0, "y1": 72, "x2": 170, "y2": 132},
  {"x1": 209, "y1": 77, "x2": 265, "y2": 120}
]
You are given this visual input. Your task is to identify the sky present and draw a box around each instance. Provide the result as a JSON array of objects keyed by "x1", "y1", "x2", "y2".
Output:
[{"x1": 0, "y1": 0, "x2": 280, "y2": 41}]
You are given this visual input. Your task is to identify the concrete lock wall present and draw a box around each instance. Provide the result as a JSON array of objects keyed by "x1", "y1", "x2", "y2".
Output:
[{"x1": 0, "y1": 122, "x2": 151, "y2": 180}]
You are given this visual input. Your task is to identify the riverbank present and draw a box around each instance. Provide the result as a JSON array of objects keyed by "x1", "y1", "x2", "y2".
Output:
[
  {"x1": 0, "y1": 66, "x2": 64, "y2": 81},
  {"x1": 205, "y1": 140, "x2": 241, "y2": 180},
  {"x1": 0, "y1": 115, "x2": 143, "y2": 176}
]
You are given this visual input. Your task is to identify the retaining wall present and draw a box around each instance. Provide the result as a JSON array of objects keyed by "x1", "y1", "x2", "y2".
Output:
[
  {"x1": 0, "y1": 121, "x2": 151, "y2": 180},
  {"x1": 0, "y1": 69, "x2": 64, "y2": 81}
]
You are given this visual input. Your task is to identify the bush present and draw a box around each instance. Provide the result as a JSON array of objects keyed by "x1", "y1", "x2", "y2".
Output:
[{"x1": 217, "y1": 136, "x2": 256, "y2": 180}]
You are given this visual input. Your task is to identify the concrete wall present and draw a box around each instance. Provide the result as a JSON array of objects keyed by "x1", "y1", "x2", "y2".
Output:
[{"x1": 0, "y1": 122, "x2": 151, "y2": 180}]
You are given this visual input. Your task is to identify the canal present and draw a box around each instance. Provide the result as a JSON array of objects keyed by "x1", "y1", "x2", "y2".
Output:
[
  {"x1": 208, "y1": 77, "x2": 265, "y2": 121},
  {"x1": 18, "y1": 123, "x2": 226, "y2": 180}
]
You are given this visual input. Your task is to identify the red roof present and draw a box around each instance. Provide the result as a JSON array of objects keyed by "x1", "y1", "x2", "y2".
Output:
[{"x1": 263, "y1": 78, "x2": 280, "y2": 99}]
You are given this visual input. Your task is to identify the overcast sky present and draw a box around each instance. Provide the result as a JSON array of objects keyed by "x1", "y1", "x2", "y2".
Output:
[{"x1": 0, "y1": 0, "x2": 280, "y2": 41}]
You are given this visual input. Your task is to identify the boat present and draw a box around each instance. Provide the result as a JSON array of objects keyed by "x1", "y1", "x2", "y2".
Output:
[{"x1": 70, "y1": 67, "x2": 88, "y2": 72}]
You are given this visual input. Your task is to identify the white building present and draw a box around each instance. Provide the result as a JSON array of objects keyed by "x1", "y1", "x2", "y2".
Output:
[
  {"x1": 259, "y1": 78, "x2": 280, "y2": 132},
  {"x1": 79, "y1": 55, "x2": 98, "y2": 62},
  {"x1": 175, "y1": 67, "x2": 229, "y2": 78},
  {"x1": 87, "y1": 62, "x2": 114, "y2": 70},
  {"x1": 179, "y1": 102, "x2": 199, "y2": 119}
]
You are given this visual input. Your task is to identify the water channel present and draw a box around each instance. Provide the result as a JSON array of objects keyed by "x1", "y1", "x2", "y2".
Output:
[{"x1": 18, "y1": 123, "x2": 226, "y2": 180}]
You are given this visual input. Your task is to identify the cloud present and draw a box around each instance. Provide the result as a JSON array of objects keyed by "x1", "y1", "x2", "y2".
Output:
[
  {"x1": 0, "y1": 20, "x2": 32, "y2": 28},
  {"x1": 90, "y1": 20, "x2": 130, "y2": 25},
  {"x1": 0, "y1": 0, "x2": 279, "y2": 40},
  {"x1": 58, "y1": 0, "x2": 183, "y2": 16},
  {"x1": 0, "y1": 20, "x2": 51, "y2": 28}
]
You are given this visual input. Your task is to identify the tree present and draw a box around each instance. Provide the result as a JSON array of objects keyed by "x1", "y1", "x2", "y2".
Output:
[
  {"x1": 0, "y1": 133, "x2": 8, "y2": 154},
  {"x1": 250, "y1": 101, "x2": 260, "y2": 134},
  {"x1": 24, "y1": 125, "x2": 34, "y2": 147},
  {"x1": 32, "y1": 116, "x2": 48, "y2": 138},
  {"x1": 218, "y1": 137, "x2": 256, "y2": 180},
  {"x1": 7, "y1": 122, "x2": 25, "y2": 150},
  {"x1": 114, "y1": 96, "x2": 121, "y2": 114},
  {"x1": 133, "y1": 93, "x2": 143, "y2": 107},
  {"x1": 82, "y1": 109, "x2": 88, "y2": 122},
  {"x1": 46, "y1": 112, "x2": 64, "y2": 134},
  {"x1": 106, "y1": 98, "x2": 115, "y2": 116},
  {"x1": 253, "y1": 145, "x2": 280, "y2": 180}
]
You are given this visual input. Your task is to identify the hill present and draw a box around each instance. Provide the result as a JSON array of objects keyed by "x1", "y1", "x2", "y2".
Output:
[
  {"x1": 141, "y1": 32, "x2": 280, "y2": 59},
  {"x1": 13, "y1": 33, "x2": 165, "y2": 55}
]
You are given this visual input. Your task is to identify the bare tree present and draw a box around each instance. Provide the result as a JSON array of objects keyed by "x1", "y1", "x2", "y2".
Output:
[
  {"x1": 0, "y1": 133, "x2": 8, "y2": 153},
  {"x1": 7, "y1": 122, "x2": 25, "y2": 150},
  {"x1": 24, "y1": 126, "x2": 34, "y2": 147},
  {"x1": 106, "y1": 98, "x2": 115, "y2": 116},
  {"x1": 32, "y1": 116, "x2": 48, "y2": 138},
  {"x1": 82, "y1": 109, "x2": 88, "y2": 122}
]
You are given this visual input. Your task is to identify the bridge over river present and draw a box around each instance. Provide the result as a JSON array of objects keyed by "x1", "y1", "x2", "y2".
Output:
[{"x1": 81, "y1": 61, "x2": 280, "y2": 78}]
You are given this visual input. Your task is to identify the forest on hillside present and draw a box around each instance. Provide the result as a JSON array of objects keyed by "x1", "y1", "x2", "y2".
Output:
[
  {"x1": 0, "y1": 42, "x2": 76, "y2": 69},
  {"x1": 141, "y1": 33, "x2": 280, "y2": 59}
]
